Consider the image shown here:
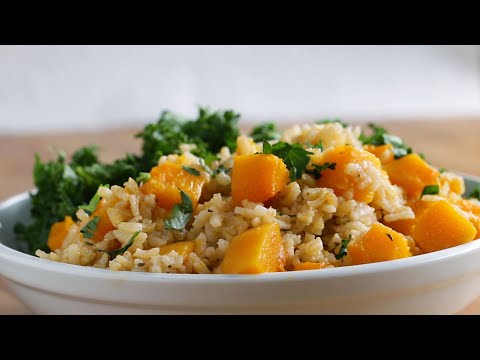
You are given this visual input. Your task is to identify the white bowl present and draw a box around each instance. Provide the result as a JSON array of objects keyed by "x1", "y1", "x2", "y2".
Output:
[{"x1": 1, "y1": 175, "x2": 480, "y2": 315}]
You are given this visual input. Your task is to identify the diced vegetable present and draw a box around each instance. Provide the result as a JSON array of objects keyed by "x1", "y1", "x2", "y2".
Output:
[
  {"x1": 47, "y1": 216, "x2": 75, "y2": 251},
  {"x1": 384, "y1": 154, "x2": 439, "y2": 199},
  {"x1": 348, "y1": 223, "x2": 412, "y2": 265},
  {"x1": 141, "y1": 162, "x2": 205, "y2": 210},
  {"x1": 292, "y1": 262, "x2": 328, "y2": 271},
  {"x1": 221, "y1": 222, "x2": 286, "y2": 274},
  {"x1": 231, "y1": 154, "x2": 289, "y2": 206},
  {"x1": 315, "y1": 145, "x2": 381, "y2": 203},
  {"x1": 446, "y1": 197, "x2": 480, "y2": 238},
  {"x1": 412, "y1": 200, "x2": 476, "y2": 253},
  {"x1": 160, "y1": 240, "x2": 196, "y2": 257},
  {"x1": 363, "y1": 144, "x2": 394, "y2": 164}
]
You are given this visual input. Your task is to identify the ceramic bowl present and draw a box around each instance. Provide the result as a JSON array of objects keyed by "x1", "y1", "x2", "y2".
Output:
[{"x1": 1, "y1": 175, "x2": 480, "y2": 314}]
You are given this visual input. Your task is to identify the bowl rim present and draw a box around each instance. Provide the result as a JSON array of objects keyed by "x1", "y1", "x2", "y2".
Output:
[{"x1": 1, "y1": 172, "x2": 480, "y2": 285}]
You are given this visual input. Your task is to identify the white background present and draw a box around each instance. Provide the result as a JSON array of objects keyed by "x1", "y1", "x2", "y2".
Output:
[{"x1": 1, "y1": 45, "x2": 479, "y2": 134}]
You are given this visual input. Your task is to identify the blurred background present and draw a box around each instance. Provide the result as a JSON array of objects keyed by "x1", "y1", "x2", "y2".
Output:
[{"x1": 1, "y1": 45, "x2": 480, "y2": 133}]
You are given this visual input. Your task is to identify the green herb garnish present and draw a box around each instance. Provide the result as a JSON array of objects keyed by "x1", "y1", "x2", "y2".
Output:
[
  {"x1": 439, "y1": 167, "x2": 448, "y2": 174},
  {"x1": 314, "y1": 141, "x2": 324, "y2": 151},
  {"x1": 360, "y1": 123, "x2": 412, "y2": 159},
  {"x1": 78, "y1": 184, "x2": 109, "y2": 214},
  {"x1": 136, "y1": 172, "x2": 151, "y2": 183},
  {"x1": 421, "y1": 184, "x2": 440, "y2": 197},
  {"x1": 316, "y1": 118, "x2": 348, "y2": 128},
  {"x1": 335, "y1": 234, "x2": 352, "y2": 260},
  {"x1": 469, "y1": 185, "x2": 480, "y2": 200},
  {"x1": 182, "y1": 166, "x2": 201, "y2": 176},
  {"x1": 164, "y1": 190, "x2": 194, "y2": 230},
  {"x1": 212, "y1": 165, "x2": 231, "y2": 179},
  {"x1": 80, "y1": 216, "x2": 100, "y2": 239},
  {"x1": 99, "y1": 230, "x2": 141, "y2": 260},
  {"x1": 250, "y1": 122, "x2": 281, "y2": 142},
  {"x1": 305, "y1": 162, "x2": 336, "y2": 180},
  {"x1": 263, "y1": 140, "x2": 313, "y2": 182},
  {"x1": 386, "y1": 233, "x2": 393, "y2": 241}
]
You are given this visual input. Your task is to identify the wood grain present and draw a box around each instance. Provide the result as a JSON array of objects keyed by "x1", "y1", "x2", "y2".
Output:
[{"x1": 1, "y1": 119, "x2": 479, "y2": 314}]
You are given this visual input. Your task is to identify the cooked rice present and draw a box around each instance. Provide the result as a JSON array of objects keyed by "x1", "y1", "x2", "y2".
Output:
[{"x1": 36, "y1": 122, "x2": 473, "y2": 273}]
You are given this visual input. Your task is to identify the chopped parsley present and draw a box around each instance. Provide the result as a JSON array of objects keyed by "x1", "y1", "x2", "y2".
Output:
[
  {"x1": 212, "y1": 165, "x2": 231, "y2": 179},
  {"x1": 80, "y1": 216, "x2": 100, "y2": 239},
  {"x1": 314, "y1": 141, "x2": 324, "y2": 151},
  {"x1": 164, "y1": 190, "x2": 194, "y2": 231},
  {"x1": 249, "y1": 122, "x2": 281, "y2": 142},
  {"x1": 335, "y1": 234, "x2": 352, "y2": 260},
  {"x1": 182, "y1": 166, "x2": 201, "y2": 176},
  {"x1": 421, "y1": 184, "x2": 440, "y2": 197},
  {"x1": 469, "y1": 185, "x2": 480, "y2": 200},
  {"x1": 386, "y1": 233, "x2": 393, "y2": 241},
  {"x1": 439, "y1": 167, "x2": 448, "y2": 174},
  {"x1": 305, "y1": 162, "x2": 336, "y2": 179},
  {"x1": 136, "y1": 172, "x2": 151, "y2": 183},
  {"x1": 263, "y1": 140, "x2": 313, "y2": 182},
  {"x1": 316, "y1": 118, "x2": 348, "y2": 128},
  {"x1": 99, "y1": 230, "x2": 141, "y2": 260},
  {"x1": 78, "y1": 184, "x2": 109, "y2": 214},
  {"x1": 360, "y1": 123, "x2": 412, "y2": 159}
]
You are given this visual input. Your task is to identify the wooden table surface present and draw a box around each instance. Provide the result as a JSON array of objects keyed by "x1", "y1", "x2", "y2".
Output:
[{"x1": 1, "y1": 118, "x2": 480, "y2": 314}]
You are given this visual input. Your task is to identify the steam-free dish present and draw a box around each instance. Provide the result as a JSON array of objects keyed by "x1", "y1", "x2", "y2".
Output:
[{"x1": 17, "y1": 108, "x2": 480, "y2": 274}]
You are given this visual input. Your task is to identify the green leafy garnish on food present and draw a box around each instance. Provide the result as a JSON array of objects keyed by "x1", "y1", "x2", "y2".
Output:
[
  {"x1": 439, "y1": 167, "x2": 448, "y2": 174},
  {"x1": 335, "y1": 234, "x2": 352, "y2": 260},
  {"x1": 136, "y1": 172, "x2": 151, "y2": 183},
  {"x1": 15, "y1": 107, "x2": 242, "y2": 254},
  {"x1": 80, "y1": 216, "x2": 100, "y2": 239},
  {"x1": 421, "y1": 184, "x2": 440, "y2": 197},
  {"x1": 469, "y1": 185, "x2": 480, "y2": 200},
  {"x1": 360, "y1": 123, "x2": 412, "y2": 159},
  {"x1": 250, "y1": 122, "x2": 281, "y2": 142},
  {"x1": 99, "y1": 230, "x2": 141, "y2": 260},
  {"x1": 78, "y1": 184, "x2": 109, "y2": 214},
  {"x1": 386, "y1": 233, "x2": 393, "y2": 241},
  {"x1": 316, "y1": 118, "x2": 348, "y2": 128},
  {"x1": 314, "y1": 141, "x2": 324, "y2": 151},
  {"x1": 164, "y1": 190, "x2": 194, "y2": 231},
  {"x1": 305, "y1": 162, "x2": 336, "y2": 180},
  {"x1": 212, "y1": 165, "x2": 231, "y2": 179},
  {"x1": 182, "y1": 166, "x2": 200, "y2": 176},
  {"x1": 263, "y1": 140, "x2": 313, "y2": 182}
]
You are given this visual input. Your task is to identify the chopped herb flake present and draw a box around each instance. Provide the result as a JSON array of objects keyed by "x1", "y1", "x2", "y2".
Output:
[
  {"x1": 263, "y1": 140, "x2": 313, "y2": 182},
  {"x1": 386, "y1": 233, "x2": 393, "y2": 241},
  {"x1": 78, "y1": 184, "x2": 109, "y2": 214},
  {"x1": 335, "y1": 234, "x2": 352, "y2": 260},
  {"x1": 182, "y1": 166, "x2": 201, "y2": 176},
  {"x1": 439, "y1": 167, "x2": 448, "y2": 174},
  {"x1": 80, "y1": 216, "x2": 100, "y2": 239},
  {"x1": 305, "y1": 162, "x2": 336, "y2": 179},
  {"x1": 421, "y1": 184, "x2": 440, "y2": 197},
  {"x1": 100, "y1": 230, "x2": 141, "y2": 260},
  {"x1": 314, "y1": 141, "x2": 324, "y2": 151},
  {"x1": 136, "y1": 172, "x2": 151, "y2": 183},
  {"x1": 164, "y1": 190, "x2": 194, "y2": 230},
  {"x1": 360, "y1": 123, "x2": 412, "y2": 159}
]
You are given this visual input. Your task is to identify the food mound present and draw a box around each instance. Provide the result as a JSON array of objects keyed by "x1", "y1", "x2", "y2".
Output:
[{"x1": 23, "y1": 108, "x2": 480, "y2": 274}]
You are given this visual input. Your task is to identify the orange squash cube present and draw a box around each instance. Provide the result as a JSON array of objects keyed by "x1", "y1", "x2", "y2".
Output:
[
  {"x1": 412, "y1": 200, "x2": 477, "y2": 253},
  {"x1": 48, "y1": 216, "x2": 75, "y2": 251},
  {"x1": 231, "y1": 154, "x2": 289, "y2": 206},
  {"x1": 141, "y1": 162, "x2": 206, "y2": 210},
  {"x1": 348, "y1": 223, "x2": 412, "y2": 265},
  {"x1": 363, "y1": 144, "x2": 394, "y2": 164},
  {"x1": 159, "y1": 240, "x2": 196, "y2": 257},
  {"x1": 221, "y1": 222, "x2": 286, "y2": 274},
  {"x1": 384, "y1": 154, "x2": 439, "y2": 200},
  {"x1": 292, "y1": 262, "x2": 328, "y2": 271},
  {"x1": 315, "y1": 145, "x2": 381, "y2": 203}
]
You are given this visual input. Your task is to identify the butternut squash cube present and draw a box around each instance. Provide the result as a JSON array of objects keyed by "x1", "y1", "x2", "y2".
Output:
[
  {"x1": 412, "y1": 200, "x2": 477, "y2": 253},
  {"x1": 363, "y1": 144, "x2": 394, "y2": 164},
  {"x1": 315, "y1": 145, "x2": 381, "y2": 203},
  {"x1": 160, "y1": 240, "x2": 196, "y2": 257},
  {"x1": 141, "y1": 162, "x2": 205, "y2": 210},
  {"x1": 384, "y1": 154, "x2": 439, "y2": 199},
  {"x1": 48, "y1": 216, "x2": 75, "y2": 251},
  {"x1": 221, "y1": 222, "x2": 286, "y2": 274},
  {"x1": 348, "y1": 223, "x2": 412, "y2": 265},
  {"x1": 91, "y1": 198, "x2": 117, "y2": 242},
  {"x1": 231, "y1": 154, "x2": 289, "y2": 206}
]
